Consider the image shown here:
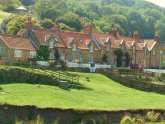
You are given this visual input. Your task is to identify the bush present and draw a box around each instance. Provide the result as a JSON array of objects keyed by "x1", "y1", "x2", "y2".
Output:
[
  {"x1": 145, "y1": 111, "x2": 161, "y2": 123},
  {"x1": 120, "y1": 115, "x2": 135, "y2": 124},
  {"x1": 41, "y1": 19, "x2": 54, "y2": 29}
]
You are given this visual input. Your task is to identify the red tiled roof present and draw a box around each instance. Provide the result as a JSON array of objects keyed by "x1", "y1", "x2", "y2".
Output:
[
  {"x1": 0, "y1": 34, "x2": 35, "y2": 51},
  {"x1": 60, "y1": 31, "x2": 92, "y2": 49},
  {"x1": 32, "y1": 28, "x2": 66, "y2": 48},
  {"x1": 92, "y1": 32, "x2": 120, "y2": 48}
]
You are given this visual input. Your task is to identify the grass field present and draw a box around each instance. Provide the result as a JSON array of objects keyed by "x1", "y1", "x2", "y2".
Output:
[
  {"x1": 1, "y1": 72, "x2": 165, "y2": 111},
  {"x1": 0, "y1": 11, "x2": 12, "y2": 24}
]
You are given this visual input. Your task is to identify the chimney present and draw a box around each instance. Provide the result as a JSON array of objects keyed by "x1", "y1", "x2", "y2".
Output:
[
  {"x1": 154, "y1": 32, "x2": 160, "y2": 42},
  {"x1": 26, "y1": 17, "x2": 33, "y2": 30},
  {"x1": 83, "y1": 22, "x2": 92, "y2": 34},
  {"x1": 133, "y1": 31, "x2": 140, "y2": 39},
  {"x1": 110, "y1": 24, "x2": 118, "y2": 37},
  {"x1": 53, "y1": 21, "x2": 61, "y2": 33}
]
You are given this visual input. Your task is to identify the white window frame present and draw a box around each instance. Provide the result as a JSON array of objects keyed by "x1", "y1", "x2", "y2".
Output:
[
  {"x1": 29, "y1": 51, "x2": 36, "y2": 58},
  {"x1": 14, "y1": 50, "x2": 22, "y2": 58},
  {"x1": 90, "y1": 44, "x2": 93, "y2": 52},
  {"x1": 72, "y1": 44, "x2": 77, "y2": 51}
]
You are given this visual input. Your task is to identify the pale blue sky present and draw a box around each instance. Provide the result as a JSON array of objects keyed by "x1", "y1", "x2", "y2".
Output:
[{"x1": 145, "y1": 0, "x2": 165, "y2": 7}]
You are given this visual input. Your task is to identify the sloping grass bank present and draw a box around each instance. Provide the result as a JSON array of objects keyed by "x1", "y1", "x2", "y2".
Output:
[{"x1": 0, "y1": 66, "x2": 165, "y2": 111}]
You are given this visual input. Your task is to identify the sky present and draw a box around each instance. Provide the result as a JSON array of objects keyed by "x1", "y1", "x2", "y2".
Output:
[{"x1": 145, "y1": 0, "x2": 165, "y2": 8}]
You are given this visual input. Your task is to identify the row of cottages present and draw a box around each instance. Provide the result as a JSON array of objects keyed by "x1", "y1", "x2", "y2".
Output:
[{"x1": 0, "y1": 17, "x2": 165, "y2": 68}]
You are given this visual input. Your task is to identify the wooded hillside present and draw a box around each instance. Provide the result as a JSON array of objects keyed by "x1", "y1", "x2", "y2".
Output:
[{"x1": 1, "y1": 0, "x2": 165, "y2": 42}]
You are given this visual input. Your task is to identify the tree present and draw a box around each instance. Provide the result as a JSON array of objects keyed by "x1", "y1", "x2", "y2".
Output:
[
  {"x1": 60, "y1": 12, "x2": 83, "y2": 32},
  {"x1": 37, "y1": 46, "x2": 50, "y2": 61},
  {"x1": 41, "y1": 9, "x2": 60, "y2": 20},
  {"x1": 54, "y1": 47, "x2": 60, "y2": 61},
  {"x1": 114, "y1": 49, "x2": 123, "y2": 67},
  {"x1": 20, "y1": 0, "x2": 35, "y2": 6},
  {"x1": 5, "y1": 16, "x2": 41, "y2": 35},
  {"x1": 102, "y1": 54, "x2": 108, "y2": 64},
  {"x1": 125, "y1": 52, "x2": 130, "y2": 67},
  {"x1": 41, "y1": 19, "x2": 54, "y2": 29}
]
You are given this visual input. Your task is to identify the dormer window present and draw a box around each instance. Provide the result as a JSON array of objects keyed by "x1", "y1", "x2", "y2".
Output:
[
  {"x1": 72, "y1": 44, "x2": 77, "y2": 51},
  {"x1": 107, "y1": 43, "x2": 111, "y2": 51},
  {"x1": 90, "y1": 44, "x2": 93, "y2": 52},
  {"x1": 49, "y1": 42, "x2": 54, "y2": 48}
]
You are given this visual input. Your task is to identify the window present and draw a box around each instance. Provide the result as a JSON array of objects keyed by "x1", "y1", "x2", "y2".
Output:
[
  {"x1": 61, "y1": 53, "x2": 65, "y2": 61},
  {"x1": 107, "y1": 43, "x2": 110, "y2": 51},
  {"x1": 153, "y1": 50, "x2": 156, "y2": 56},
  {"x1": 72, "y1": 44, "x2": 77, "y2": 51},
  {"x1": 49, "y1": 42, "x2": 54, "y2": 48},
  {"x1": 14, "y1": 50, "x2": 22, "y2": 57},
  {"x1": 49, "y1": 52, "x2": 54, "y2": 59},
  {"x1": 29, "y1": 51, "x2": 36, "y2": 58},
  {"x1": 90, "y1": 45, "x2": 93, "y2": 52}
]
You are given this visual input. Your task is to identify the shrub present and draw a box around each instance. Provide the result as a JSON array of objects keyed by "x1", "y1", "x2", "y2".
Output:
[
  {"x1": 0, "y1": 86, "x2": 3, "y2": 91},
  {"x1": 120, "y1": 115, "x2": 135, "y2": 124},
  {"x1": 145, "y1": 111, "x2": 161, "y2": 123}
]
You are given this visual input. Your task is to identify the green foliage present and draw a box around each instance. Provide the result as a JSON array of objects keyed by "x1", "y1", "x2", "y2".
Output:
[
  {"x1": 102, "y1": 54, "x2": 108, "y2": 63},
  {"x1": 0, "y1": 0, "x2": 20, "y2": 12},
  {"x1": 20, "y1": 0, "x2": 35, "y2": 6},
  {"x1": 41, "y1": 8, "x2": 59, "y2": 20},
  {"x1": 41, "y1": 18, "x2": 54, "y2": 29},
  {"x1": 5, "y1": 16, "x2": 41, "y2": 35},
  {"x1": 26, "y1": 0, "x2": 165, "y2": 42},
  {"x1": 125, "y1": 52, "x2": 130, "y2": 67},
  {"x1": 60, "y1": 12, "x2": 83, "y2": 32},
  {"x1": 114, "y1": 49, "x2": 123, "y2": 67},
  {"x1": 120, "y1": 115, "x2": 135, "y2": 124},
  {"x1": 37, "y1": 46, "x2": 50, "y2": 61}
]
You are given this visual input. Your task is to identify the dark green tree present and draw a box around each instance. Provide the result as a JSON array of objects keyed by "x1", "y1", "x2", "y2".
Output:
[
  {"x1": 37, "y1": 46, "x2": 50, "y2": 61},
  {"x1": 114, "y1": 49, "x2": 123, "y2": 67},
  {"x1": 41, "y1": 19, "x2": 54, "y2": 29},
  {"x1": 125, "y1": 52, "x2": 130, "y2": 67},
  {"x1": 102, "y1": 54, "x2": 108, "y2": 63}
]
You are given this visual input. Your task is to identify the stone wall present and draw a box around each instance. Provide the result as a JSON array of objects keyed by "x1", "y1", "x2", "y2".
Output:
[{"x1": 97, "y1": 69, "x2": 165, "y2": 93}]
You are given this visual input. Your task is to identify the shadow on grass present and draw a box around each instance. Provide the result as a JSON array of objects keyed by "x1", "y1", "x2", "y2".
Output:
[{"x1": 0, "y1": 67, "x2": 92, "y2": 91}]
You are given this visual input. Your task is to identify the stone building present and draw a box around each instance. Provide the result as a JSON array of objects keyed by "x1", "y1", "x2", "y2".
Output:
[{"x1": 0, "y1": 17, "x2": 164, "y2": 68}]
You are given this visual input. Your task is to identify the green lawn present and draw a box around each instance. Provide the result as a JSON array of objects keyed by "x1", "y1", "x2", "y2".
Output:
[
  {"x1": 0, "y1": 11, "x2": 12, "y2": 24},
  {"x1": 1, "y1": 72, "x2": 165, "y2": 111}
]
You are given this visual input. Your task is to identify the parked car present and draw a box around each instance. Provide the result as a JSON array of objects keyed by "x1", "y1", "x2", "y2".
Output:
[{"x1": 129, "y1": 64, "x2": 143, "y2": 69}]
